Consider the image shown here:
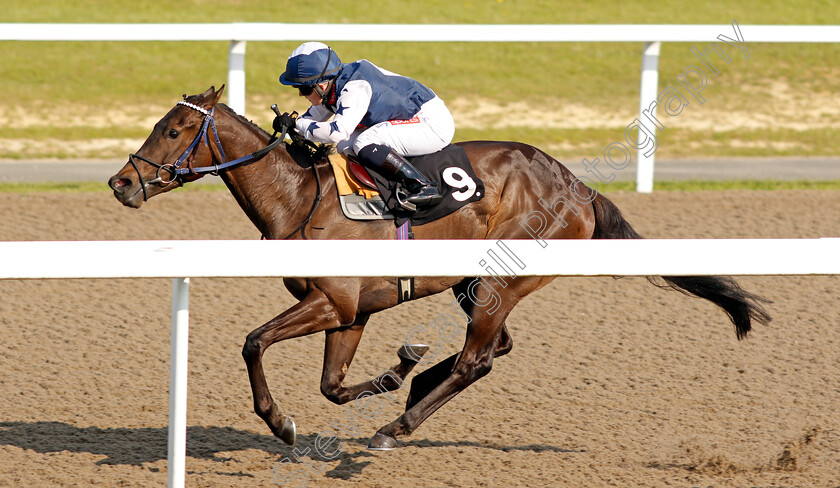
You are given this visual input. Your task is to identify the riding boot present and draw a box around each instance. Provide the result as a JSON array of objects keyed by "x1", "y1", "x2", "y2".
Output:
[
  {"x1": 356, "y1": 144, "x2": 443, "y2": 210},
  {"x1": 382, "y1": 152, "x2": 444, "y2": 209}
]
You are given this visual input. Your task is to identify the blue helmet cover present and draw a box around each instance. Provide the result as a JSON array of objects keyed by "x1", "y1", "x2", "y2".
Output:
[{"x1": 279, "y1": 42, "x2": 343, "y2": 86}]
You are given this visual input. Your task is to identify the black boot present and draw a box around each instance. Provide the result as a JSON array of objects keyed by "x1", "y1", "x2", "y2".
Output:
[
  {"x1": 357, "y1": 144, "x2": 443, "y2": 211},
  {"x1": 382, "y1": 152, "x2": 444, "y2": 210}
]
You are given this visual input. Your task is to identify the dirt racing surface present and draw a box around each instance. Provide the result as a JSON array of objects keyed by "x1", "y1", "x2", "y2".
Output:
[{"x1": 1, "y1": 189, "x2": 839, "y2": 487}]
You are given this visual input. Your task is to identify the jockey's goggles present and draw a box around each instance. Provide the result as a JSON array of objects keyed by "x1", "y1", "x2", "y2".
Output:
[{"x1": 295, "y1": 85, "x2": 315, "y2": 96}]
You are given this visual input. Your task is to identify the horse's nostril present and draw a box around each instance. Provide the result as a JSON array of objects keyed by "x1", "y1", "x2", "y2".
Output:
[{"x1": 108, "y1": 176, "x2": 132, "y2": 191}]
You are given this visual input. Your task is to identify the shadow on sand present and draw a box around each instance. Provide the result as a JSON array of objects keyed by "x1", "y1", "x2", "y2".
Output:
[{"x1": 0, "y1": 421, "x2": 582, "y2": 480}]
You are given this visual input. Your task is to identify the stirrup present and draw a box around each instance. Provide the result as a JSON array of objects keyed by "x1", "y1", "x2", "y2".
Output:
[
  {"x1": 396, "y1": 186, "x2": 443, "y2": 212},
  {"x1": 395, "y1": 189, "x2": 418, "y2": 212}
]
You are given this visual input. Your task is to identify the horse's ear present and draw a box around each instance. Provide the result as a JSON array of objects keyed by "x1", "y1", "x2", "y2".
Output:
[
  {"x1": 211, "y1": 84, "x2": 225, "y2": 106},
  {"x1": 200, "y1": 86, "x2": 215, "y2": 99},
  {"x1": 195, "y1": 85, "x2": 225, "y2": 108}
]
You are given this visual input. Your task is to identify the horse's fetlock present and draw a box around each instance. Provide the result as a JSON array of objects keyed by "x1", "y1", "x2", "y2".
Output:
[
  {"x1": 320, "y1": 380, "x2": 344, "y2": 405},
  {"x1": 254, "y1": 399, "x2": 274, "y2": 418}
]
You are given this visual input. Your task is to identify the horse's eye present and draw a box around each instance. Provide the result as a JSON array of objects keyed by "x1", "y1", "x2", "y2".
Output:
[{"x1": 168, "y1": 129, "x2": 179, "y2": 139}]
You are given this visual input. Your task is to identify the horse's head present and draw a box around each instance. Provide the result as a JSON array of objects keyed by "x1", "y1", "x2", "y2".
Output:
[{"x1": 108, "y1": 85, "x2": 226, "y2": 208}]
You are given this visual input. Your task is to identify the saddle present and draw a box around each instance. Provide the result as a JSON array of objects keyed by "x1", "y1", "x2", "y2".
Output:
[
  {"x1": 327, "y1": 144, "x2": 485, "y2": 226},
  {"x1": 328, "y1": 153, "x2": 396, "y2": 221}
]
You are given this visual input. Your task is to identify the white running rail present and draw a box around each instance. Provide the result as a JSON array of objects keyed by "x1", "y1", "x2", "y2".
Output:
[{"x1": 1, "y1": 237, "x2": 838, "y2": 487}]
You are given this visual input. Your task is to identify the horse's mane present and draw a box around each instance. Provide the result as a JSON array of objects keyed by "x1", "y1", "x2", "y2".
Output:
[
  {"x1": 216, "y1": 102, "x2": 274, "y2": 139},
  {"x1": 192, "y1": 97, "x2": 333, "y2": 166}
]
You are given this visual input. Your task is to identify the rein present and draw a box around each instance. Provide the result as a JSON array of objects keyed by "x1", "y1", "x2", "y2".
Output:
[
  {"x1": 279, "y1": 156, "x2": 322, "y2": 240},
  {"x1": 129, "y1": 101, "x2": 323, "y2": 239}
]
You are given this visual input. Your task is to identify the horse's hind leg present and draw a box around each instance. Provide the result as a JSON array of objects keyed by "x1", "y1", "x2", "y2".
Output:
[
  {"x1": 404, "y1": 279, "x2": 513, "y2": 410},
  {"x1": 405, "y1": 323, "x2": 512, "y2": 410},
  {"x1": 368, "y1": 277, "x2": 531, "y2": 450},
  {"x1": 320, "y1": 314, "x2": 430, "y2": 405}
]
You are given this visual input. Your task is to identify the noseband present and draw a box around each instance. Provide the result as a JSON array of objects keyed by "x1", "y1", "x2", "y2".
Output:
[{"x1": 128, "y1": 100, "x2": 284, "y2": 201}]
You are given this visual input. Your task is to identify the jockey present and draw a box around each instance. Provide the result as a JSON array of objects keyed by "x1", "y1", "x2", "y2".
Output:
[{"x1": 275, "y1": 42, "x2": 454, "y2": 210}]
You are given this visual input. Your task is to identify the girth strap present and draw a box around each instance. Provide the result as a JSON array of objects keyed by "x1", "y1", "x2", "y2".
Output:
[{"x1": 397, "y1": 221, "x2": 415, "y2": 303}]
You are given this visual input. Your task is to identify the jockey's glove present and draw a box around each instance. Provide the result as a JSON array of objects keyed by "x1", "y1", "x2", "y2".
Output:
[{"x1": 272, "y1": 112, "x2": 297, "y2": 135}]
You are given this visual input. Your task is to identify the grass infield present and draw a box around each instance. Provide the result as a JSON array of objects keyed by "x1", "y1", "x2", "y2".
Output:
[{"x1": 1, "y1": 1, "x2": 838, "y2": 161}]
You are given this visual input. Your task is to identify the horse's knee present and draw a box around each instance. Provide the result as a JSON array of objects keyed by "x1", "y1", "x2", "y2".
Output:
[
  {"x1": 444, "y1": 361, "x2": 492, "y2": 397},
  {"x1": 241, "y1": 331, "x2": 264, "y2": 362}
]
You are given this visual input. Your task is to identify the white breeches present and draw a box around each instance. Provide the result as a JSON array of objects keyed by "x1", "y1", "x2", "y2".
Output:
[{"x1": 336, "y1": 96, "x2": 455, "y2": 157}]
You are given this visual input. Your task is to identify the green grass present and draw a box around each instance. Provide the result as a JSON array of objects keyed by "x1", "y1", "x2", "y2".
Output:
[
  {"x1": 0, "y1": 182, "x2": 111, "y2": 193},
  {"x1": 5, "y1": 37, "x2": 838, "y2": 111},
  {"x1": 4, "y1": 0, "x2": 838, "y2": 24},
  {"x1": 4, "y1": 0, "x2": 839, "y2": 106},
  {"x1": 1, "y1": 127, "x2": 149, "y2": 141},
  {"x1": 2, "y1": 0, "x2": 839, "y2": 160},
  {"x1": 3, "y1": 180, "x2": 838, "y2": 194}
]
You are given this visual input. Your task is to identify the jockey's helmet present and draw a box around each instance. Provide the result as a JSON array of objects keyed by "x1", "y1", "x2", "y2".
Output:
[{"x1": 279, "y1": 42, "x2": 342, "y2": 86}]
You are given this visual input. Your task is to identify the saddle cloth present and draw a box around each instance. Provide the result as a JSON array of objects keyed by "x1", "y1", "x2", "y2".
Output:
[
  {"x1": 328, "y1": 152, "x2": 393, "y2": 221},
  {"x1": 328, "y1": 144, "x2": 485, "y2": 226}
]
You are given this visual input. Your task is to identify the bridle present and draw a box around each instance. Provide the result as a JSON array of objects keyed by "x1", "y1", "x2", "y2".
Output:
[
  {"x1": 127, "y1": 100, "x2": 323, "y2": 239},
  {"x1": 128, "y1": 100, "x2": 285, "y2": 202}
]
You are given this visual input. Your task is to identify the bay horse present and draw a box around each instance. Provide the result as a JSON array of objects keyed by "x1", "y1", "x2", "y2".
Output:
[{"x1": 108, "y1": 86, "x2": 771, "y2": 450}]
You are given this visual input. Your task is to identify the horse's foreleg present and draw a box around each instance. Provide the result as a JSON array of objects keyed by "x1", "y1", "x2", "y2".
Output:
[
  {"x1": 241, "y1": 289, "x2": 354, "y2": 445},
  {"x1": 320, "y1": 314, "x2": 430, "y2": 405}
]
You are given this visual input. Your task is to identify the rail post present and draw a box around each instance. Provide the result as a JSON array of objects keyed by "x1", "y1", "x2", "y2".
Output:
[
  {"x1": 636, "y1": 41, "x2": 660, "y2": 193},
  {"x1": 167, "y1": 277, "x2": 190, "y2": 488},
  {"x1": 227, "y1": 40, "x2": 247, "y2": 116}
]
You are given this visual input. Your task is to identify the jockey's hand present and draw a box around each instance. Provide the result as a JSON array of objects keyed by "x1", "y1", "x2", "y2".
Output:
[{"x1": 272, "y1": 112, "x2": 296, "y2": 134}]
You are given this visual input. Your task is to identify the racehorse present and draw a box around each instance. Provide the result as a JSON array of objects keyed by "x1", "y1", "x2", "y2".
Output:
[{"x1": 108, "y1": 86, "x2": 771, "y2": 450}]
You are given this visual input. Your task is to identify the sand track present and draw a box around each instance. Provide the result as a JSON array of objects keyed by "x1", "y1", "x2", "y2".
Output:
[{"x1": 1, "y1": 189, "x2": 838, "y2": 487}]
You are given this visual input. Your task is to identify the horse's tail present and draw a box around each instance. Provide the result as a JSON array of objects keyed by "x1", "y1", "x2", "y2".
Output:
[{"x1": 590, "y1": 193, "x2": 772, "y2": 340}]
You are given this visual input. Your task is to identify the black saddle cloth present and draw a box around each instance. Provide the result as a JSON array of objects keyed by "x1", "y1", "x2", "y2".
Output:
[{"x1": 365, "y1": 144, "x2": 485, "y2": 226}]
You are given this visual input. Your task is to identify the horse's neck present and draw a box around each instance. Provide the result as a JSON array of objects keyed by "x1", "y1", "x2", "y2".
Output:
[{"x1": 215, "y1": 109, "x2": 315, "y2": 239}]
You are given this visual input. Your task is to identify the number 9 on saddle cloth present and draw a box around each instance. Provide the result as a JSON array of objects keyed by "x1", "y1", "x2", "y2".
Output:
[{"x1": 335, "y1": 144, "x2": 485, "y2": 227}]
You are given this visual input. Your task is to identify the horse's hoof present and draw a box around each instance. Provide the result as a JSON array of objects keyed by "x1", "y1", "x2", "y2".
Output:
[
  {"x1": 397, "y1": 343, "x2": 430, "y2": 363},
  {"x1": 367, "y1": 432, "x2": 398, "y2": 451},
  {"x1": 273, "y1": 415, "x2": 296, "y2": 446}
]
